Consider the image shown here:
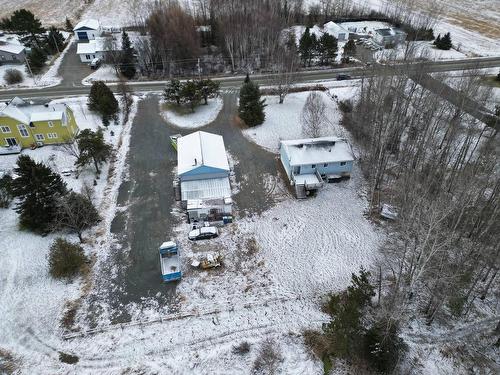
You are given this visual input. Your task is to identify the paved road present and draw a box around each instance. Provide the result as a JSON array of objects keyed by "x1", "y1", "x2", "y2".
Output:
[
  {"x1": 85, "y1": 93, "x2": 277, "y2": 325},
  {"x1": 0, "y1": 57, "x2": 499, "y2": 101}
]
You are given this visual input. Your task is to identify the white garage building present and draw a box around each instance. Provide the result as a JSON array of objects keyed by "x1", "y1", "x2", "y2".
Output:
[{"x1": 73, "y1": 19, "x2": 101, "y2": 41}]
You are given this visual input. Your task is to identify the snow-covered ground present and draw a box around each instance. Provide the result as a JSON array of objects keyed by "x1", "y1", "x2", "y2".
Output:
[
  {"x1": 159, "y1": 97, "x2": 223, "y2": 129},
  {"x1": 375, "y1": 41, "x2": 467, "y2": 62},
  {"x1": 243, "y1": 88, "x2": 358, "y2": 153},
  {"x1": 0, "y1": 95, "x2": 139, "y2": 373},
  {"x1": 81, "y1": 65, "x2": 119, "y2": 85}
]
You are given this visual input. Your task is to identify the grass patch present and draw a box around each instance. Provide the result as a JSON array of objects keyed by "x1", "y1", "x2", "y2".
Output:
[
  {"x1": 161, "y1": 102, "x2": 194, "y2": 116},
  {"x1": 0, "y1": 348, "x2": 19, "y2": 374},
  {"x1": 481, "y1": 76, "x2": 500, "y2": 88},
  {"x1": 58, "y1": 352, "x2": 79, "y2": 364}
]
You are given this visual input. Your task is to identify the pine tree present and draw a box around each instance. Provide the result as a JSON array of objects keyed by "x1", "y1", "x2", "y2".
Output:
[
  {"x1": 65, "y1": 18, "x2": 73, "y2": 32},
  {"x1": 310, "y1": 33, "x2": 319, "y2": 66},
  {"x1": 197, "y1": 79, "x2": 220, "y2": 105},
  {"x1": 299, "y1": 27, "x2": 312, "y2": 66},
  {"x1": 0, "y1": 9, "x2": 45, "y2": 48},
  {"x1": 164, "y1": 79, "x2": 182, "y2": 105},
  {"x1": 496, "y1": 71, "x2": 500, "y2": 82},
  {"x1": 438, "y1": 32, "x2": 452, "y2": 50},
  {"x1": 75, "y1": 129, "x2": 112, "y2": 174},
  {"x1": 10, "y1": 155, "x2": 67, "y2": 233},
  {"x1": 26, "y1": 47, "x2": 47, "y2": 74},
  {"x1": 88, "y1": 81, "x2": 119, "y2": 124},
  {"x1": 318, "y1": 33, "x2": 338, "y2": 65},
  {"x1": 119, "y1": 31, "x2": 136, "y2": 79},
  {"x1": 238, "y1": 74, "x2": 266, "y2": 127},
  {"x1": 179, "y1": 80, "x2": 202, "y2": 112},
  {"x1": 47, "y1": 26, "x2": 65, "y2": 54},
  {"x1": 433, "y1": 34, "x2": 441, "y2": 46}
]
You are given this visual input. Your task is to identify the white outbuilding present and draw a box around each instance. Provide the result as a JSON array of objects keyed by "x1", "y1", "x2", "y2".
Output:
[
  {"x1": 323, "y1": 21, "x2": 350, "y2": 42},
  {"x1": 73, "y1": 19, "x2": 101, "y2": 41}
]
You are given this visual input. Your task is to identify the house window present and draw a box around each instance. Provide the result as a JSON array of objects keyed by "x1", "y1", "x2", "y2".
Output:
[
  {"x1": 1, "y1": 126, "x2": 11, "y2": 133},
  {"x1": 86, "y1": 54, "x2": 91, "y2": 60},
  {"x1": 323, "y1": 163, "x2": 328, "y2": 167},
  {"x1": 340, "y1": 162, "x2": 347, "y2": 166},
  {"x1": 17, "y1": 124, "x2": 29, "y2": 137},
  {"x1": 5, "y1": 137, "x2": 17, "y2": 146},
  {"x1": 35, "y1": 134, "x2": 44, "y2": 141},
  {"x1": 312, "y1": 164, "x2": 316, "y2": 168},
  {"x1": 47, "y1": 133, "x2": 58, "y2": 139},
  {"x1": 48, "y1": 121, "x2": 54, "y2": 128}
]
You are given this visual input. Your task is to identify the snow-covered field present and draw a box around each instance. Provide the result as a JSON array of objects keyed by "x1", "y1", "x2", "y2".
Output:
[
  {"x1": 159, "y1": 97, "x2": 223, "y2": 129},
  {"x1": 243, "y1": 88, "x2": 358, "y2": 153},
  {"x1": 375, "y1": 41, "x2": 467, "y2": 62},
  {"x1": 81, "y1": 64, "x2": 119, "y2": 85}
]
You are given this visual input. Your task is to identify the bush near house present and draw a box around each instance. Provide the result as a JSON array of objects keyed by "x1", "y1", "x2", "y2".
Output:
[
  {"x1": 3, "y1": 69, "x2": 24, "y2": 84},
  {"x1": 48, "y1": 238, "x2": 88, "y2": 279},
  {"x1": 0, "y1": 173, "x2": 14, "y2": 208}
]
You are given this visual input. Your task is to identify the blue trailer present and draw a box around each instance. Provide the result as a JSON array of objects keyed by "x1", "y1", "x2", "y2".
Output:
[{"x1": 159, "y1": 241, "x2": 182, "y2": 282}]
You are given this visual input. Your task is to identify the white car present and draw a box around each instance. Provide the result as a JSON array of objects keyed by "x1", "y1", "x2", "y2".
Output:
[
  {"x1": 188, "y1": 226, "x2": 219, "y2": 241},
  {"x1": 90, "y1": 57, "x2": 101, "y2": 69}
]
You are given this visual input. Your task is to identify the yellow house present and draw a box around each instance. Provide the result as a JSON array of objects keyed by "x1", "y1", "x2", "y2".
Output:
[{"x1": 0, "y1": 97, "x2": 79, "y2": 150}]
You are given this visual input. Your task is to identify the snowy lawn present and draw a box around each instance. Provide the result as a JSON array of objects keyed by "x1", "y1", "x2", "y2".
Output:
[
  {"x1": 159, "y1": 97, "x2": 223, "y2": 129},
  {"x1": 375, "y1": 41, "x2": 467, "y2": 62},
  {"x1": 81, "y1": 64, "x2": 119, "y2": 85},
  {"x1": 243, "y1": 88, "x2": 358, "y2": 153}
]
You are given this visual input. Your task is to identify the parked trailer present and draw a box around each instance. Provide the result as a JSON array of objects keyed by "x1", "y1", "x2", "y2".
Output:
[{"x1": 159, "y1": 241, "x2": 182, "y2": 282}]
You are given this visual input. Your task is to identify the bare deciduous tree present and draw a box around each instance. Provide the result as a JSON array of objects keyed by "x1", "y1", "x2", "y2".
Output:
[{"x1": 301, "y1": 91, "x2": 327, "y2": 137}]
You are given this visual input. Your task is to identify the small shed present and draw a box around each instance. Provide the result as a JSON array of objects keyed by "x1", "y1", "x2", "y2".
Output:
[
  {"x1": 73, "y1": 19, "x2": 101, "y2": 41},
  {"x1": 0, "y1": 42, "x2": 25, "y2": 63}
]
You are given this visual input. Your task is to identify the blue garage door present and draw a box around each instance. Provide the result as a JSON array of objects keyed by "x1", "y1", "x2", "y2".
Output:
[{"x1": 77, "y1": 31, "x2": 88, "y2": 40}]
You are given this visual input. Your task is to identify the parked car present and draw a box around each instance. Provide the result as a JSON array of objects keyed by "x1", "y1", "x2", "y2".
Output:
[
  {"x1": 188, "y1": 226, "x2": 219, "y2": 241},
  {"x1": 90, "y1": 57, "x2": 101, "y2": 69},
  {"x1": 336, "y1": 74, "x2": 352, "y2": 81}
]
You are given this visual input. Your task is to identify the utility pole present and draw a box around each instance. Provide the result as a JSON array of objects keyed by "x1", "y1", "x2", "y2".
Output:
[
  {"x1": 24, "y1": 56, "x2": 37, "y2": 86},
  {"x1": 51, "y1": 32, "x2": 60, "y2": 54}
]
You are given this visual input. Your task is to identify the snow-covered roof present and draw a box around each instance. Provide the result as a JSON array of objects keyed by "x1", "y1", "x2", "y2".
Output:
[
  {"x1": 76, "y1": 36, "x2": 122, "y2": 55},
  {"x1": 76, "y1": 40, "x2": 96, "y2": 54},
  {"x1": 324, "y1": 21, "x2": 348, "y2": 36},
  {"x1": 160, "y1": 241, "x2": 176, "y2": 249},
  {"x1": 281, "y1": 137, "x2": 354, "y2": 166},
  {"x1": 181, "y1": 177, "x2": 231, "y2": 201},
  {"x1": 0, "y1": 42, "x2": 24, "y2": 55},
  {"x1": 0, "y1": 97, "x2": 66, "y2": 124},
  {"x1": 177, "y1": 131, "x2": 230, "y2": 176},
  {"x1": 74, "y1": 19, "x2": 100, "y2": 31}
]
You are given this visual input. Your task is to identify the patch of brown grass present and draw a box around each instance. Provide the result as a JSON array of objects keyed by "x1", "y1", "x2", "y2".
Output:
[{"x1": 0, "y1": 348, "x2": 19, "y2": 374}]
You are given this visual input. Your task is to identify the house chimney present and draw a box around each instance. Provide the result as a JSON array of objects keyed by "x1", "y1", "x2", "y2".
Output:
[{"x1": 193, "y1": 158, "x2": 197, "y2": 166}]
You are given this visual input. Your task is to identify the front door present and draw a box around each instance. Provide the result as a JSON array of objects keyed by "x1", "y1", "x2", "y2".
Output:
[{"x1": 5, "y1": 138, "x2": 17, "y2": 146}]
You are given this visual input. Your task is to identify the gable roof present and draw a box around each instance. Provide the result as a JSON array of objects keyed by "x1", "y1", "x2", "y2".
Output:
[
  {"x1": 281, "y1": 137, "x2": 354, "y2": 166},
  {"x1": 177, "y1": 131, "x2": 230, "y2": 176},
  {"x1": 324, "y1": 21, "x2": 349, "y2": 36},
  {"x1": 0, "y1": 42, "x2": 24, "y2": 55},
  {"x1": 0, "y1": 97, "x2": 66, "y2": 124},
  {"x1": 74, "y1": 19, "x2": 100, "y2": 31}
]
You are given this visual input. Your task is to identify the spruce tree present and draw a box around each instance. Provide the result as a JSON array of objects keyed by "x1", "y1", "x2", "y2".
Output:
[
  {"x1": 342, "y1": 40, "x2": 356, "y2": 63},
  {"x1": 0, "y1": 9, "x2": 45, "y2": 48},
  {"x1": 299, "y1": 27, "x2": 312, "y2": 66},
  {"x1": 119, "y1": 31, "x2": 136, "y2": 79},
  {"x1": 319, "y1": 33, "x2": 338, "y2": 65},
  {"x1": 197, "y1": 79, "x2": 220, "y2": 105},
  {"x1": 47, "y1": 26, "x2": 65, "y2": 54},
  {"x1": 433, "y1": 34, "x2": 441, "y2": 46},
  {"x1": 10, "y1": 155, "x2": 67, "y2": 233},
  {"x1": 164, "y1": 79, "x2": 182, "y2": 105},
  {"x1": 65, "y1": 18, "x2": 73, "y2": 32},
  {"x1": 439, "y1": 32, "x2": 452, "y2": 50},
  {"x1": 179, "y1": 80, "x2": 202, "y2": 112},
  {"x1": 88, "y1": 81, "x2": 119, "y2": 124},
  {"x1": 238, "y1": 74, "x2": 266, "y2": 127}
]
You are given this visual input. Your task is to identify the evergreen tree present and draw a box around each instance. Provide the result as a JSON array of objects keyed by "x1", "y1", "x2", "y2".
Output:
[
  {"x1": 53, "y1": 192, "x2": 100, "y2": 243},
  {"x1": 299, "y1": 27, "x2": 313, "y2": 66},
  {"x1": 0, "y1": 9, "x2": 45, "y2": 48},
  {"x1": 26, "y1": 47, "x2": 47, "y2": 74},
  {"x1": 10, "y1": 155, "x2": 67, "y2": 233},
  {"x1": 48, "y1": 238, "x2": 87, "y2": 279},
  {"x1": 179, "y1": 80, "x2": 202, "y2": 111},
  {"x1": 88, "y1": 81, "x2": 119, "y2": 124},
  {"x1": 197, "y1": 79, "x2": 220, "y2": 105},
  {"x1": 0, "y1": 173, "x2": 13, "y2": 208},
  {"x1": 119, "y1": 31, "x2": 136, "y2": 79},
  {"x1": 47, "y1": 26, "x2": 65, "y2": 54},
  {"x1": 164, "y1": 79, "x2": 182, "y2": 105},
  {"x1": 65, "y1": 18, "x2": 73, "y2": 32},
  {"x1": 438, "y1": 32, "x2": 452, "y2": 50},
  {"x1": 318, "y1": 33, "x2": 338, "y2": 65},
  {"x1": 342, "y1": 40, "x2": 356, "y2": 63},
  {"x1": 310, "y1": 33, "x2": 319, "y2": 66},
  {"x1": 496, "y1": 71, "x2": 500, "y2": 82},
  {"x1": 433, "y1": 34, "x2": 441, "y2": 46},
  {"x1": 238, "y1": 74, "x2": 266, "y2": 127},
  {"x1": 75, "y1": 129, "x2": 112, "y2": 174}
]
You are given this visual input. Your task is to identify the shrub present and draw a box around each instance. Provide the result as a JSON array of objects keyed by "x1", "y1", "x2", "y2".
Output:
[
  {"x1": 252, "y1": 338, "x2": 283, "y2": 375},
  {"x1": 338, "y1": 100, "x2": 353, "y2": 113},
  {"x1": 3, "y1": 68, "x2": 23, "y2": 84},
  {"x1": 232, "y1": 341, "x2": 251, "y2": 355},
  {"x1": 48, "y1": 238, "x2": 87, "y2": 279},
  {"x1": 58, "y1": 352, "x2": 79, "y2": 364}
]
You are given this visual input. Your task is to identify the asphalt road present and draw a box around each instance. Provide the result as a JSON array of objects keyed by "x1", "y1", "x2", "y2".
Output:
[{"x1": 0, "y1": 57, "x2": 499, "y2": 101}]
